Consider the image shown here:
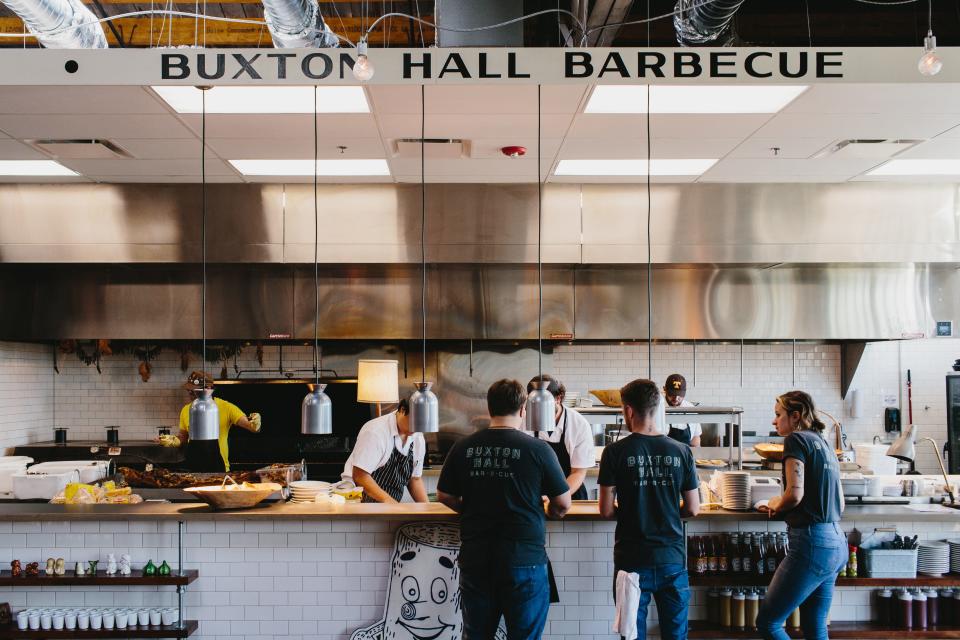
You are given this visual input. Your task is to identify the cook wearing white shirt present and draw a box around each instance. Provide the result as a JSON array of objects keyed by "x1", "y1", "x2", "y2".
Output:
[
  {"x1": 341, "y1": 399, "x2": 428, "y2": 503},
  {"x1": 664, "y1": 373, "x2": 702, "y2": 447},
  {"x1": 526, "y1": 375, "x2": 595, "y2": 500}
]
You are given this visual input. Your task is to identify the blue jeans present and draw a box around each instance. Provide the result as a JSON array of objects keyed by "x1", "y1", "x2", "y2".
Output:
[
  {"x1": 460, "y1": 564, "x2": 550, "y2": 640},
  {"x1": 613, "y1": 563, "x2": 690, "y2": 640},
  {"x1": 757, "y1": 523, "x2": 847, "y2": 640}
]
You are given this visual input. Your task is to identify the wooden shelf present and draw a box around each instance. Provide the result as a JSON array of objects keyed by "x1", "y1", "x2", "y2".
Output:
[
  {"x1": 0, "y1": 570, "x2": 198, "y2": 587},
  {"x1": 0, "y1": 621, "x2": 198, "y2": 639},
  {"x1": 689, "y1": 574, "x2": 960, "y2": 588},
  {"x1": 690, "y1": 621, "x2": 960, "y2": 638}
]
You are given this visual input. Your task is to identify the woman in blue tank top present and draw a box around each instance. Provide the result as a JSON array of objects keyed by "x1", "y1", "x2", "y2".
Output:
[{"x1": 756, "y1": 391, "x2": 846, "y2": 640}]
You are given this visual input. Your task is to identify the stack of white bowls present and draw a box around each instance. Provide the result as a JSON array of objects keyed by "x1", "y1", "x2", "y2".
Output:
[
  {"x1": 918, "y1": 540, "x2": 950, "y2": 577},
  {"x1": 947, "y1": 539, "x2": 960, "y2": 573},
  {"x1": 721, "y1": 472, "x2": 752, "y2": 510},
  {"x1": 289, "y1": 480, "x2": 331, "y2": 503}
]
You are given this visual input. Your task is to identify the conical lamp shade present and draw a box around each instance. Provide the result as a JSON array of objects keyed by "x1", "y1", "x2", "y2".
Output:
[
  {"x1": 527, "y1": 381, "x2": 556, "y2": 433},
  {"x1": 887, "y1": 423, "x2": 917, "y2": 461},
  {"x1": 189, "y1": 388, "x2": 219, "y2": 441},
  {"x1": 302, "y1": 383, "x2": 333, "y2": 435},
  {"x1": 410, "y1": 381, "x2": 439, "y2": 433}
]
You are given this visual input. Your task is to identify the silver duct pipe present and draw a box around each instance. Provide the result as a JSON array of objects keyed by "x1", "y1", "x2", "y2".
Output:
[
  {"x1": 261, "y1": 0, "x2": 339, "y2": 48},
  {"x1": 1, "y1": 0, "x2": 108, "y2": 48},
  {"x1": 673, "y1": 0, "x2": 747, "y2": 45}
]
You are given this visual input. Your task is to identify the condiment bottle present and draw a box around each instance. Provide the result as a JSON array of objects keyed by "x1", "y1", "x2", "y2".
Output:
[
  {"x1": 720, "y1": 588, "x2": 733, "y2": 628},
  {"x1": 952, "y1": 590, "x2": 960, "y2": 628},
  {"x1": 753, "y1": 536, "x2": 766, "y2": 577},
  {"x1": 899, "y1": 589, "x2": 914, "y2": 630},
  {"x1": 706, "y1": 536, "x2": 718, "y2": 574},
  {"x1": 914, "y1": 589, "x2": 928, "y2": 629},
  {"x1": 746, "y1": 589, "x2": 760, "y2": 630},
  {"x1": 846, "y1": 545, "x2": 858, "y2": 578},
  {"x1": 730, "y1": 534, "x2": 743, "y2": 573},
  {"x1": 742, "y1": 533, "x2": 754, "y2": 573},
  {"x1": 876, "y1": 589, "x2": 893, "y2": 625},
  {"x1": 788, "y1": 608, "x2": 801, "y2": 629},
  {"x1": 688, "y1": 536, "x2": 699, "y2": 572},
  {"x1": 696, "y1": 537, "x2": 708, "y2": 576},
  {"x1": 717, "y1": 536, "x2": 729, "y2": 574},
  {"x1": 940, "y1": 589, "x2": 954, "y2": 627},
  {"x1": 733, "y1": 591, "x2": 746, "y2": 630},
  {"x1": 765, "y1": 535, "x2": 778, "y2": 574},
  {"x1": 926, "y1": 589, "x2": 939, "y2": 628},
  {"x1": 707, "y1": 589, "x2": 720, "y2": 625}
]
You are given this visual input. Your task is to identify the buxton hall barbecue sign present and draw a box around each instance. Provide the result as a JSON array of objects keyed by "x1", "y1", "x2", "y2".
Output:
[{"x1": 0, "y1": 48, "x2": 957, "y2": 85}]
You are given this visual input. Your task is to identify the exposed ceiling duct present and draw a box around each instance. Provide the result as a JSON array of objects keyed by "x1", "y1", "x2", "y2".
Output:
[
  {"x1": 260, "y1": 0, "x2": 339, "y2": 48},
  {"x1": 1, "y1": 0, "x2": 107, "y2": 48},
  {"x1": 673, "y1": 0, "x2": 747, "y2": 45}
]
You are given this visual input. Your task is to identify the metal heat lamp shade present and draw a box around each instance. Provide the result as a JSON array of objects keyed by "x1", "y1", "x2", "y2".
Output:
[
  {"x1": 886, "y1": 423, "x2": 917, "y2": 462},
  {"x1": 189, "y1": 388, "x2": 219, "y2": 441},
  {"x1": 527, "y1": 380, "x2": 556, "y2": 433},
  {"x1": 301, "y1": 383, "x2": 333, "y2": 435},
  {"x1": 409, "y1": 381, "x2": 439, "y2": 433}
]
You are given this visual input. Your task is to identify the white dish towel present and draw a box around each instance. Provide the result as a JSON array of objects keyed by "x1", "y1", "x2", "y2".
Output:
[{"x1": 613, "y1": 569, "x2": 641, "y2": 640}]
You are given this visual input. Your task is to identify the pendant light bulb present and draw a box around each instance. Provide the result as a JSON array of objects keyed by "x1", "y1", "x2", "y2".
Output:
[
  {"x1": 919, "y1": 31, "x2": 943, "y2": 76},
  {"x1": 189, "y1": 388, "x2": 219, "y2": 441},
  {"x1": 301, "y1": 383, "x2": 333, "y2": 435},
  {"x1": 409, "y1": 382, "x2": 439, "y2": 433},
  {"x1": 353, "y1": 41, "x2": 375, "y2": 81},
  {"x1": 527, "y1": 381, "x2": 556, "y2": 433}
]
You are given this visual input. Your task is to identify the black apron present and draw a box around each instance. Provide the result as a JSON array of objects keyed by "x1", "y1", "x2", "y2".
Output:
[
  {"x1": 361, "y1": 440, "x2": 415, "y2": 503},
  {"x1": 668, "y1": 424, "x2": 692, "y2": 446},
  {"x1": 536, "y1": 409, "x2": 590, "y2": 501},
  {"x1": 184, "y1": 440, "x2": 225, "y2": 472}
]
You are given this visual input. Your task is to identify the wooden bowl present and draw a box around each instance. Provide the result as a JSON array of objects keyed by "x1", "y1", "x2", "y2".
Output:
[
  {"x1": 589, "y1": 389, "x2": 622, "y2": 408},
  {"x1": 184, "y1": 479, "x2": 282, "y2": 510},
  {"x1": 754, "y1": 443, "x2": 784, "y2": 461}
]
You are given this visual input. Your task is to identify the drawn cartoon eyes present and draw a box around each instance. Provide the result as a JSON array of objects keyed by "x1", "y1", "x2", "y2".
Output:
[
  {"x1": 431, "y1": 578, "x2": 448, "y2": 604},
  {"x1": 401, "y1": 576, "x2": 420, "y2": 602}
]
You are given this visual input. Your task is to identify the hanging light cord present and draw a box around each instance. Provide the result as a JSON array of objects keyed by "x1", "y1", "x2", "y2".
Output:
[
  {"x1": 201, "y1": 87, "x2": 207, "y2": 383},
  {"x1": 313, "y1": 85, "x2": 320, "y2": 386},
  {"x1": 537, "y1": 84, "x2": 544, "y2": 379},
  {"x1": 420, "y1": 83, "x2": 427, "y2": 386},
  {"x1": 646, "y1": 85, "x2": 653, "y2": 380},
  {"x1": 928, "y1": 0, "x2": 933, "y2": 31}
]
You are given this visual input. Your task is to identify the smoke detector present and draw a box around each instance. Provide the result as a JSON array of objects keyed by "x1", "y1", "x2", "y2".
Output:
[
  {"x1": 28, "y1": 139, "x2": 132, "y2": 159},
  {"x1": 811, "y1": 139, "x2": 924, "y2": 160},
  {"x1": 501, "y1": 146, "x2": 527, "y2": 158}
]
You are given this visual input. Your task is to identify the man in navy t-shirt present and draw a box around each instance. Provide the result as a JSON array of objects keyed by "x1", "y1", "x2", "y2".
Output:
[
  {"x1": 598, "y1": 378, "x2": 700, "y2": 640},
  {"x1": 438, "y1": 379, "x2": 571, "y2": 640}
]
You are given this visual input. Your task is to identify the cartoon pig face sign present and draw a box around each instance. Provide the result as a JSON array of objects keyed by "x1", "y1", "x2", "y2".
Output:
[{"x1": 382, "y1": 523, "x2": 461, "y2": 640}]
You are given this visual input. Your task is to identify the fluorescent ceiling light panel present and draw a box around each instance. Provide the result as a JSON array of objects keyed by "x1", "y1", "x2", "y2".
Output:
[
  {"x1": 585, "y1": 85, "x2": 807, "y2": 114},
  {"x1": 554, "y1": 159, "x2": 717, "y2": 176},
  {"x1": 151, "y1": 86, "x2": 369, "y2": 113},
  {"x1": 0, "y1": 160, "x2": 78, "y2": 176},
  {"x1": 229, "y1": 159, "x2": 390, "y2": 176},
  {"x1": 867, "y1": 159, "x2": 960, "y2": 176}
]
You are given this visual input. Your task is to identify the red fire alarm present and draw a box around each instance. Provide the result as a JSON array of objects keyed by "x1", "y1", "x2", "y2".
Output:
[{"x1": 500, "y1": 145, "x2": 527, "y2": 158}]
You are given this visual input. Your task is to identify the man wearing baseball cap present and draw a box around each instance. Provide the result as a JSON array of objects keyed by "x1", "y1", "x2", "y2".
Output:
[
  {"x1": 664, "y1": 373, "x2": 701, "y2": 447},
  {"x1": 172, "y1": 371, "x2": 261, "y2": 472}
]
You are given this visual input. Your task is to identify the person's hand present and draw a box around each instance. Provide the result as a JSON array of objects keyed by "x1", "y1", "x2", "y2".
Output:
[
  {"x1": 763, "y1": 496, "x2": 782, "y2": 517},
  {"x1": 249, "y1": 413, "x2": 262, "y2": 431}
]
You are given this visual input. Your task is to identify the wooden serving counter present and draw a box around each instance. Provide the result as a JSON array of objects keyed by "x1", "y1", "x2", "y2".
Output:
[{"x1": 0, "y1": 501, "x2": 954, "y2": 522}]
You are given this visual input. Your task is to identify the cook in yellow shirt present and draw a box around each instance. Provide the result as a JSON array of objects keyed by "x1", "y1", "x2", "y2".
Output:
[{"x1": 178, "y1": 398, "x2": 255, "y2": 472}]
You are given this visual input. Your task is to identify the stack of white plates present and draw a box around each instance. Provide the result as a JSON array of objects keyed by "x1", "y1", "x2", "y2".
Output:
[
  {"x1": 948, "y1": 539, "x2": 960, "y2": 573},
  {"x1": 289, "y1": 481, "x2": 331, "y2": 504},
  {"x1": 563, "y1": 393, "x2": 579, "y2": 408},
  {"x1": 721, "y1": 472, "x2": 752, "y2": 510},
  {"x1": 918, "y1": 540, "x2": 950, "y2": 576}
]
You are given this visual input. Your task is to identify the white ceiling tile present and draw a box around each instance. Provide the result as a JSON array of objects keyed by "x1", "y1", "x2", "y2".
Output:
[
  {"x1": 58, "y1": 158, "x2": 237, "y2": 176},
  {"x1": 559, "y1": 137, "x2": 741, "y2": 159},
  {"x1": 783, "y1": 84, "x2": 960, "y2": 115},
  {"x1": 388, "y1": 157, "x2": 553, "y2": 177},
  {"x1": 206, "y1": 137, "x2": 387, "y2": 160},
  {"x1": 0, "y1": 115, "x2": 196, "y2": 139},
  {"x1": 0, "y1": 175, "x2": 90, "y2": 183},
  {"x1": 0, "y1": 87, "x2": 169, "y2": 115},
  {"x1": 377, "y1": 114, "x2": 573, "y2": 140},
  {"x1": 549, "y1": 175, "x2": 700, "y2": 184},
  {"x1": 367, "y1": 85, "x2": 586, "y2": 115},
  {"x1": 240, "y1": 175, "x2": 394, "y2": 183},
  {"x1": 465, "y1": 139, "x2": 563, "y2": 159},
  {"x1": 88, "y1": 175, "x2": 244, "y2": 183},
  {"x1": 896, "y1": 136, "x2": 960, "y2": 159},
  {"x1": 111, "y1": 139, "x2": 218, "y2": 160},
  {"x1": 699, "y1": 174, "x2": 852, "y2": 183},
  {"x1": 726, "y1": 137, "x2": 836, "y2": 159},
  {"x1": 0, "y1": 140, "x2": 49, "y2": 160},
  {"x1": 566, "y1": 113, "x2": 771, "y2": 140},
  {"x1": 752, "y1": 112, "x2": 960, "y2": 140},
  {"x1": 178, "y1": 113, "x2": 380, "y2": 139},
  {"x1": 701, "y1": 158, "x2": 881, "y2": 181}
]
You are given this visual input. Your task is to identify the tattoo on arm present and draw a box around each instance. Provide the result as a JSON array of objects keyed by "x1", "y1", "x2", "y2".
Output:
[{"x1": 790, "y1": 460, "x2": 804, "y2": 491}]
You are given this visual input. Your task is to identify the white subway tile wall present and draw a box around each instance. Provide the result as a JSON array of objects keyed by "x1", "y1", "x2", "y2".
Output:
[
  {"x1": 1, "y1": 339, "x2": 959, "y2": 472},
  {"x1": 0, "y1": 342, "x2": 53, "y2": 450},
  {"x1": 0, "y1": 516, "x2": 956, "y2": 640}
]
